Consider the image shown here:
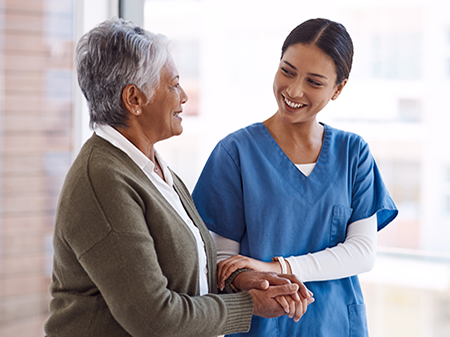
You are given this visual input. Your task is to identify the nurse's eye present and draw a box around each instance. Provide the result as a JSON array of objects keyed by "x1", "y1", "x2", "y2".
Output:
[
  {"x1": 308, "y1": 79, "x2": 323, "y2": 87},
  {"x1": 281, "y1": 67, "x2": 294, "y2": 76}
]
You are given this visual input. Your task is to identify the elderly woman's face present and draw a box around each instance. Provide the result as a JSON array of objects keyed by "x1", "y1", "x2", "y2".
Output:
[{"x1": 140, "y1": 55, "x2": 188, "y2": 142}]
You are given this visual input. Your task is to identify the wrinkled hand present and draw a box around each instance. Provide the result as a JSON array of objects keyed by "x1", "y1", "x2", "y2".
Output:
[
  {"x1": 249, "y1": 283, "x2": 300, "y2": 319},
  {"x1": 234, "y1": 271, "x2": 314, "y2": 322},
  {"x1": 274, "y1": 274, "x2": 315, "y2": 322},
  {"x1": 233, "y1": 271, "x2": 295, "y2": 292},
  {"x1": 218, "y1": 255, "x2": 279, "y2": 290}
]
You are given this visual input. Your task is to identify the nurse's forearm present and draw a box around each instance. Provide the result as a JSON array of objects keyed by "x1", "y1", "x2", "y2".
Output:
[
  {"x1": 211, "y1": 214, "x2": 377, "y2": 282},
  {"x1": 210, "y1": 231, "x2": 240, "y2": 263},
  {"x1": 286, "y1": 215, "x2": 377, "y2": 282}
]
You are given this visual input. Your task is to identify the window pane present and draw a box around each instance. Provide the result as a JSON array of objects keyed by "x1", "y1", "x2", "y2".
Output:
[{"x1": 0, "y1": 1, "x2": 74, "y2": 336}]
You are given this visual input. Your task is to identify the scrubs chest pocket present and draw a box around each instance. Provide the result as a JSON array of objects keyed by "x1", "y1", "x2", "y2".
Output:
[{"x1": 330, "y1": 205, "x2": 353, "y2": 245}]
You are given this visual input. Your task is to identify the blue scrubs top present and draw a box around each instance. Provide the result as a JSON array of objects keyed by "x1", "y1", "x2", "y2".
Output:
[{"x1": 193, "y1": 123, "x2": 398, "y2": 337}]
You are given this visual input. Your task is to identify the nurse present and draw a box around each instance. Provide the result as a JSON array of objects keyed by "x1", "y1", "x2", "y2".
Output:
[{"x1": 192, "y1": 18, "x2": 398, "y2": 336}]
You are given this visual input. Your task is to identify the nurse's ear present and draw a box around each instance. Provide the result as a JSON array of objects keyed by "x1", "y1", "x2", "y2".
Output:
[{"x1": 331, "y1": 78, "x2": 348, "y2": 101}]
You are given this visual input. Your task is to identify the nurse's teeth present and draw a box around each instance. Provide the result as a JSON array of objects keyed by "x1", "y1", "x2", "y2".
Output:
[{"x1": 284, "y1": 97, "x2": 304, "y2": 109}]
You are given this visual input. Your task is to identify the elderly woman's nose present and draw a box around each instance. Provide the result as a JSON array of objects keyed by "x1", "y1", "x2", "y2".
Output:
[{"x1": 181, "y1": 85, "x2": 188, "y2": 104}]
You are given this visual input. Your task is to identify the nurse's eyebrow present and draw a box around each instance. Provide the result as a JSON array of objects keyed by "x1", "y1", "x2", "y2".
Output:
[{"x1": 283, "y1": 60, "x2": 328, "y2": 80}]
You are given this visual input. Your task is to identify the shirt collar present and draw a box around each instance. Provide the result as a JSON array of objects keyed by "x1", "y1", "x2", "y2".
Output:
[{"x1": 94, "y1": 124, "x2": 173, "y2": 186}]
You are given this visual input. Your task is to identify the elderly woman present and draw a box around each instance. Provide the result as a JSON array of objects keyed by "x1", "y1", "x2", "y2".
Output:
[{"x1": 44, "y1": 18, "x2": 312, "y2": 337}]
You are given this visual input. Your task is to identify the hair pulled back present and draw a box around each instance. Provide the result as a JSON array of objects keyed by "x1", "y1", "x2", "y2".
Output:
[{"x1": 282, "y1": 18, "x2": 353, "y2": 85}]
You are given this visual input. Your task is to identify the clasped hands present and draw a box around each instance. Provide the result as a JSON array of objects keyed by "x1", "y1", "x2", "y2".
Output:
[{"x1": 219, "y1": 255, "x2": 314, "y2": 322}]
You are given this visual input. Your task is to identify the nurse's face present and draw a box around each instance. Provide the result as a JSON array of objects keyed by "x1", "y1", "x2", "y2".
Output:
[{"x1": 273, "y1": 43, "x2": 347, "y2": 125}]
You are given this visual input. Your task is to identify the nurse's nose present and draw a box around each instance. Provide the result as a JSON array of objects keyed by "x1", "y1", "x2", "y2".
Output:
[{"x1": 286, "y1": 81, "x2": 304, "y2": 100}]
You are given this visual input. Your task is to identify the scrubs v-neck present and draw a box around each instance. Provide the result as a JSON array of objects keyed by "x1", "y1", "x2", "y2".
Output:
[{"x1": 193, "y1": 122, "x2": 398, "y2": 337}]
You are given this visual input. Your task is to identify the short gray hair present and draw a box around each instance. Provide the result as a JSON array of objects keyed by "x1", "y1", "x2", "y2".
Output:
[{"x1": 75, "y1": 17, "x2": 170, "y2": 129}]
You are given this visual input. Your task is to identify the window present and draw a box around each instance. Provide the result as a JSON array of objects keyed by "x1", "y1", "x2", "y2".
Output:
[
  {"x1": 0, "y1": 1, "x2": 75, "y2": 336},
  {"x1": 398, "y1": 98, "x2": 422, "y2": 122},
  {"x1": 171, "y1": 38, "x2": 200, "y2": 116},
  {"x1": 371, "y1": 33, "x2": 422, "y2": 80}
]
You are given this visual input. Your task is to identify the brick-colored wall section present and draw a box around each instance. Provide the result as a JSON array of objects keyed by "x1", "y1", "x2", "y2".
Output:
[{"x1": 0, "y1": 1, "x2": 74, "y2": 336}]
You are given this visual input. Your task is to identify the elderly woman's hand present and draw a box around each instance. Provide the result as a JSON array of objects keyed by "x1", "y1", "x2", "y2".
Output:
[
  {"x1": 248, "y1": 283, "x2": 299, "y2": 319},
  {"x1": 233, "y1": 270, "x2": 314, "y2": 322}
]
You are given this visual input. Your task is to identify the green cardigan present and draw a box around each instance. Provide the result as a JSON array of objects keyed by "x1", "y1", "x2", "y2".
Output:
[{"x1": 44, "y1": 134, "x2": 253, "y2": 337}]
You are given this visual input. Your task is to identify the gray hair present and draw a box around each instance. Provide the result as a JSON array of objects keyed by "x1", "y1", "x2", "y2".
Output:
[{"x1": 75, "y1": 17, "x2": 170, "y2": 129}]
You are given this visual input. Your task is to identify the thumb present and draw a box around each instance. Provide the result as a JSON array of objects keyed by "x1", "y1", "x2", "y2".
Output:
[
  {"x1": 247, "y1": 279, "x2": 270, "y2": 290},
  {"x1": 258, "y1": 280, "x2": 269, "y2": 290}
]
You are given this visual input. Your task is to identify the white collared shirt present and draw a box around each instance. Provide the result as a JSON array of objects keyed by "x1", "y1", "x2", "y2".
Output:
[{"x1": 95, "y1": 125, "x2": 209, "y2": 295}]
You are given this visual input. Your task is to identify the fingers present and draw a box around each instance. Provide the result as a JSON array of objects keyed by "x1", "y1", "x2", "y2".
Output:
[
  {"x1": 292, "y1": 297, "x2": 305, "y2": 322},
  {"x1": 237, "y1": 276, "x2": 269, "y2": 291},
  {"x1": 307, "y1": 296, "x2": 315, "y2": 305},
  {"x1": 290, "y1": 291, "x2": 301, "y2": 302},
  {"x1": 297, "y1": 281, "x2": 311, "y2": 300},
  {"x1": 230, "y1": 270, "x2": 292, "y2": 292},
  {"x1": 267, "y1": 283, "x2": 299, "y2": 298},
  {"x1": 249, "y1": 284, "x2": 314, "y2": 320},
  {"x1": 257, "y1": 273, "x2": 291, "y2": 286},
  {"x1": 218, "y1": 255, "x2": 252, "y2": 290},
  {"x1": 278, "y1": 274, "x2": 309, "y2": 298},
  {"x1": 274, "y1": 295, "x2": 290, "y2": 314},
  {"x1": 275, "y1": 295, "x2": 305, "y2": 321}
]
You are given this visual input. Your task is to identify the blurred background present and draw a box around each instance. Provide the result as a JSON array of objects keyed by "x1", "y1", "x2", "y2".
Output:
[{"x1": 1, "y1": 0, "x2": 450, "y2": 336}]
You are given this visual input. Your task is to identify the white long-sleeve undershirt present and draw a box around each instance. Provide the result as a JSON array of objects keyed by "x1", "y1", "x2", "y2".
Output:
[
  {"x1": 211, "y1": 214, "x2": 377, "y2": 282},
  {"x1": 211, "y1": 161, "x2": 378, "y2": 282}
]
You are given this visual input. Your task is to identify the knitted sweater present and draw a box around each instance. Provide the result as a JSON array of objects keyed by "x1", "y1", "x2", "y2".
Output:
[{"x1": 44, "y1": 134, "x2": 253, "y2": 337}]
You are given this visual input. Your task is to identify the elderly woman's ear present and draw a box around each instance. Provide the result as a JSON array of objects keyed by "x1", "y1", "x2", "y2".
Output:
[{"x1": 122, "y1": 84, "x2": 145, "y2": 116}]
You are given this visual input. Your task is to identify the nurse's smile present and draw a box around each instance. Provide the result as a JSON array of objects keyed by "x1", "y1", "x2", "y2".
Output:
[{"x1": 283, "y1": 94, "x2": 306, "y2": 110}]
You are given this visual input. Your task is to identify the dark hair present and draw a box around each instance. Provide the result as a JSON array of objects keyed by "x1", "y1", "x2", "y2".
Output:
[{"x1": 281, "y1": 18, "x2": 353, "y2": 85}]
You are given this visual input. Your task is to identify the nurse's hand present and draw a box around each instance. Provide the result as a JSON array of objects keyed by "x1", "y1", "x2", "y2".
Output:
[
  {"x1": 218, "y1": 254, "x2": 282, "y2": 290},
  {"x1": 273, "y1": 274, "x2": 315, "y2": 322},
  {"x1": 233, "y1": 271, "x2": 314, "y2": 321},
  {"x1": 249, "y1": 283, "x2": 300, "y2": 319},
  {"x1": 274, "y1": 293, "x2": 315, "y2": 322}
]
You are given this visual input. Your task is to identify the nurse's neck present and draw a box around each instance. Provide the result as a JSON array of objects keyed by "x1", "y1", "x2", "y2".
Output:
[{"x1": 263, "y1": 115, "x2": 324, "y2": 165}]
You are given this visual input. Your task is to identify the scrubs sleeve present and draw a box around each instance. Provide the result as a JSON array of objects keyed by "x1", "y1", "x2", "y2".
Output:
[
  {"x1": 350, "y1": 139, "x2": 398, "y2": 231},
  {"x1": 192, "y1": 142, "x2": 246, "y2": 242}
]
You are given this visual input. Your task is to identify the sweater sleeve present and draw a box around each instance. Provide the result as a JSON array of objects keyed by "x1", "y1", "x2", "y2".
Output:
[{"x1": 78, "y1": 231, "x2": 253, "y2": 337}]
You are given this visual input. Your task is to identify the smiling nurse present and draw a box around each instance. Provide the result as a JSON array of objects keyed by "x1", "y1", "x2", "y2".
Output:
[{"x1": 193, "y1": 18, "x2": 398, "y2": 337}]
